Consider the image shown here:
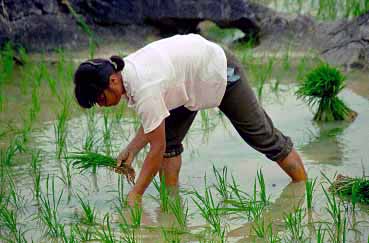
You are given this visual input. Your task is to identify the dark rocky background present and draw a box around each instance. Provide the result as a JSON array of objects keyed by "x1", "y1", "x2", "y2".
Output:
[{"x1": 1, "y1": 0, "x2": 368, "y2": 69}]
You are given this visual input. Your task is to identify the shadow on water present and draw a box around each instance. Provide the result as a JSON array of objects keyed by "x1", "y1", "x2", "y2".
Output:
[{"x1": 227, "y1": 182, "x2": 305, "y2": 242}]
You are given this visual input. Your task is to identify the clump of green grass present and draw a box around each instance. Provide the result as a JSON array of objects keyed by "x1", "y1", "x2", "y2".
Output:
[
  {"x1": 296, "y1": 63, "x2": 357, "y2": 122},
  {"x1": 68, "y1": 151, "x2": 135, "y2": 184},
  {"x1": 330, "y1": 174, "x2": 369, "y2": 205}
]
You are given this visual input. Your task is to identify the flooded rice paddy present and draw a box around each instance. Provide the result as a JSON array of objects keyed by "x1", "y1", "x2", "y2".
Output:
[{"x1": 0, "y1": 45, "x2": 369, "y2": 243}]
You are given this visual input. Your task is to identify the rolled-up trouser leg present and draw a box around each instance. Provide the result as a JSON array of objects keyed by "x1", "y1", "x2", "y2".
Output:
[
  {"x1": 219, "y1": 64, "x2": 293, "y2": 162},
  {"x1": 164, "y1": 106, "x2": 197, "y2": 158}
]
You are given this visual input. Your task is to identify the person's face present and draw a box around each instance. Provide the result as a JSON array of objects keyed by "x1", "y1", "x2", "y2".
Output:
[{"x1": 96, "y1": 73, "x2": 124, "y2": 107}]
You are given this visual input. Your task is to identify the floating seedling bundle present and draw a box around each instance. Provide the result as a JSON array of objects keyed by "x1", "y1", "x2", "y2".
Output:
[
  {"x1": 330, "y1": 174, "x2": 369, "y2": 205},
  {"x1": 296, "y1": 63, "x2": 357, "y2": 122},
  {"x1": 68, "y1": 151, "x2": 135, "y2": 185}
]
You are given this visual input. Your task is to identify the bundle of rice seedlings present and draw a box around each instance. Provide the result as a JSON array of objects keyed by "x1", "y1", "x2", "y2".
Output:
[
  {"x1": 330, "y1": 174, "x2": 369, "y2": 205},
  {"x1": 68, "y1": 151, "x2": 135, "y2": 185},
  {"x1": 296, "y1": 63, "x2": 357, "y2": 122}
]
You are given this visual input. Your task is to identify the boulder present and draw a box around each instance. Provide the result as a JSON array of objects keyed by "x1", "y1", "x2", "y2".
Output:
[{"x1": 0, "y1": 0, "x2": 368, "y2": 69}]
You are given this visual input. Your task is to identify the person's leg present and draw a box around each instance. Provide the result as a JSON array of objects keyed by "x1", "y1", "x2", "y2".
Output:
[
  {"x1": 161, "y1": 106, "x2": 197, "y2": 188},
  {"x1": 220, "y1": 50, "x2": 307, "y2": 181},
  {"x1": 276, "y1": 147, "x2": 307, "y2": 182},
  {"x1": 159, "y1": 155, "x2": 182, "y2": 188}
]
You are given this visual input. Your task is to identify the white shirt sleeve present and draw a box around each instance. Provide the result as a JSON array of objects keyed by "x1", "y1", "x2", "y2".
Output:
[{"x1": 134, "y1": 85, "x2": 170, "y2": 134}]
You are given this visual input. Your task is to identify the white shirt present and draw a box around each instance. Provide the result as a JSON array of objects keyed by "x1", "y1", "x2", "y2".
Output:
[{"x1": 122, "y1": 34, "x2": 227, "y2": 133}]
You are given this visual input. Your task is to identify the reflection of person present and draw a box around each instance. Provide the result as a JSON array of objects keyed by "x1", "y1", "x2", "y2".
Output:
[{"x1": 73, "y1": 34, "x2": 307, "y2": 206}]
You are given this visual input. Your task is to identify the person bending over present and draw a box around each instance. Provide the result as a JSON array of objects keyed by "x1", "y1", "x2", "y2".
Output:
[{"x1": 73, "y1": 34, "x2": 307, "y2": 206}]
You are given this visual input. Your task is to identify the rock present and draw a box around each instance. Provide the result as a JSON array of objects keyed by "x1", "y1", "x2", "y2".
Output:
[
  {"x1": 319, "y1": 12, "x2": 369, "y2": 69},
  {"x1": 0, "y1": 0, "x2": 368, "y2": 69}
]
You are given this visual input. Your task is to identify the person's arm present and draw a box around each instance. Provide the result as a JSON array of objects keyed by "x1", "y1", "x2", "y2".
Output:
[
  {"x1": 117, "y1": 125, "x2": 148, "y2": 167},
  {"x1": 127, "y1": 120, "x2": 166, "y2": 206}
]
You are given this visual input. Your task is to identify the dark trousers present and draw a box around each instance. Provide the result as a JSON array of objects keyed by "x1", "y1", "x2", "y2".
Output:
[{"x1": 164, "y1": 51, "x2": 293, "y2": 162}]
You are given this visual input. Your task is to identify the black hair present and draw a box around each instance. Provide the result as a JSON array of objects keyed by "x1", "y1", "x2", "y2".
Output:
[{"x1": 73, "y1": 55, "x2": 125, "y2": 108}]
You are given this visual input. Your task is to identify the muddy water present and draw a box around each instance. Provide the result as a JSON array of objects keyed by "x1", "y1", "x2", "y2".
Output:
[{"x1": 1, "y1": 47, "x2": 369, "y2": 242}]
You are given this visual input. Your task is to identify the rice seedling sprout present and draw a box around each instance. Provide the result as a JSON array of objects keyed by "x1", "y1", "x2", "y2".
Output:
[
  {"x1": 153, "y1": 176, "x2": 170, "y2": 212},
  {"x1": 212, "y1": 165, "x2": 230, "y2": 201},
  {"x1": 283, "y1": 207, "x2": 305, "y2": 242},
  {"x1": 169, "y1": 195, "x2": 189, "y2": 229},
  {"x1": 77, "y1": 194, "x2": 96, "y2": 225},
  {"x1": 305, "y1": 177, "x2": 317, "y2": 209}
]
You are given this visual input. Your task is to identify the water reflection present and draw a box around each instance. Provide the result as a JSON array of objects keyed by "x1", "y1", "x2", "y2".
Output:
[
  {"x1": 300, "y1": 122, "x2": 351, "y2": 165},
  {"x1": 227, "y1": 182, "x2": 305, "y2": 242}
]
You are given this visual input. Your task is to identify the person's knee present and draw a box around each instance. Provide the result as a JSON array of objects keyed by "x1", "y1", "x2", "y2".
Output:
[{"x1": 163, "y1": 144, "x2": 184, "y2": 158}]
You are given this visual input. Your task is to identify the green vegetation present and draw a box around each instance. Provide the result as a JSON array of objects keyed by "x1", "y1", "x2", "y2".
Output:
[
  {"x1": 306, "y1": 177, "x2": 318, "y2": 209},
  {"x1": 153, "y1": 176, "x2": 170, "y2": 212},
  {"x1": 296, "y1": 63, "x2": 357, "y2": 121},
  {"x1": 77, "y1": 194, "x2": 96, "y2": 225},
  {"x1": 330, "y1": 174, "x2": 369, "y2": 205}
]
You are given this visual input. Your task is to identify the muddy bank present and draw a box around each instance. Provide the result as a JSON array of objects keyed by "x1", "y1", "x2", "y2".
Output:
[{"x1": 0, "y1": 0, "x2": 368, "y2": 69}]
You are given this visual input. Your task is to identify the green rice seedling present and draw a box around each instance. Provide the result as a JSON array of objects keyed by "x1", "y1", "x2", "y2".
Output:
[
  {"x1": 129, "y1": 202, "x2": 143, "y2": 229},
  {"x1": 7, "y1": 175, "x2": 24, "y2": 211},
  {"x1": 249, "y1": 55, "x2": 275, "y2": 100},
  {"x1": 54, "y1": 103, "x2": 69, "y2": 160},
  {"x1": 257, "y1": 169, "x2": 268, "y2": 205},
  {"x1": 323, "y1": 185, "x2": 345, "y2": 243},
  {"x1": 153, "y1": 176, "x2": 170, "y2": 212},
  {"x1": 103, "y1": 111, "x2": 113, "y2": 156},
  {"x1": 283, "y1": 207, "x2": 305, "y2": 242},
  {"x1": 96, "y1": 213, "x2": 116, "y2": 243},
  {"x1": 316, "y1": 224, "x2": 326, "y2": 243},
  {"x1": 31, "y1": 150, "x2": 42, "y2": 200},
  {"x1": 77, "y1": 194, "x2": 96, "y2": 225},
  {"x1": 224, "y1": 175, "x2": 254, "y2": 214},
  {"x1": 296, "y1": 56, "x2": 308, "y2": 82},
  {"x1": 60, "y1": 157, "x2": 73, "y2": 188},
  {"x1": 73, "y1": 224, "x2": 93, "y2": 242},
  {"x1": 212, "y1": 165, "x2": 230, "y2": 201},
  {"x1": 161, "y1": 226, "x2": 182, "y2": 243},
  {"x1": 29, "y1": 85, "x2": 41, "y2": 123},
  {"x1": 115, "y1": 175, "x2": 127, "y2": 209},
  {"x1": 267, "y1": 223, "x2": 281, "y2": 243},
  {"x1": 305, "y1": 177, "x2": 317, "y2": 209},
  {"x1": 318, "y1": 0, "x2": 338, "y2": 20},
  {"x1": 169, "y1": 195, "x2": 189, "y2": 229},
  {"x1": 0, "y1": 42, "x2": 15, "y2": 82},
  {"x1": 68, "y1": 151, "x2": 135, "y2": 184},
  {"x1": 330, "y1": 174, "x2": 369, "y2": 205},
  {"x1": 0, "y1": 206, "x2": 27, "y2": 243},
  {"x1": 59, "y1": 224, "x2": 77, "y2": 243},
  {"x1": 252, "y1": 217, "x2": 266, "y2": 238},
  {"x1": 38, "y1": 176, "x2": 64, "y2": 238},
  {"x1": 296, "y1": 63, "x2": 357, "y2": 122},
  {"x1": 0, "y1": 139, "x2": 18, "y2": 166},
  {"x1": 249, "y1": 199, "x2": 265, "y2": 222},
  {"x1": 192, "y1": 183, "x2": 225, "y2": 240},
  {"x1": 118, "y1": 220, "x2": 137, "y2": 243}
]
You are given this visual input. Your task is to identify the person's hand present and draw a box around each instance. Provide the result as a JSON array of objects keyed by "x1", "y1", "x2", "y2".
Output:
[
  {"x1": 117, "y1": 147, "x2": 136, "y2": 168},
  {"x1": 127, "y1": 190, "x2": 142, "y2": 208}
]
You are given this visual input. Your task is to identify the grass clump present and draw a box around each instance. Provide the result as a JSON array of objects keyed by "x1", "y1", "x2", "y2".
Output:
[
  {"x1": 68, "y1": 151, "x2": 135, "y2": 185},
  {"x1": 296, "y1": 63, "x2": 357, "y2": 122}
]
